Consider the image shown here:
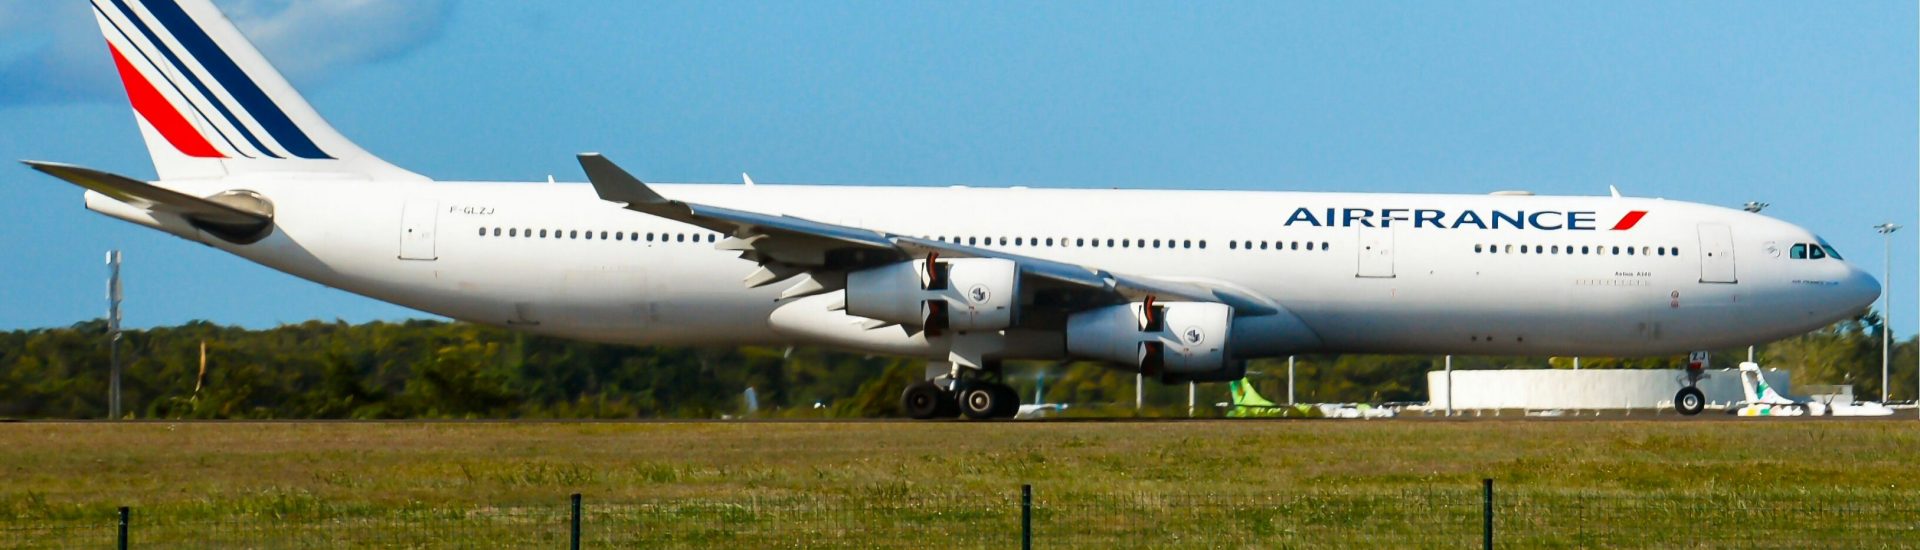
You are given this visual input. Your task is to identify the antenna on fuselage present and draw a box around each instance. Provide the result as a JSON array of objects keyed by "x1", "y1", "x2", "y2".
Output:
[
  {"x1": 1744, "y1": 201, "x2": 1770, "y2": 213},
  {"x1": 743, "y1": 173, "x2": 755, "y2": 186},
  {"x1": 1608, "y1": 185, "x2": 1622, "y2": 198}
]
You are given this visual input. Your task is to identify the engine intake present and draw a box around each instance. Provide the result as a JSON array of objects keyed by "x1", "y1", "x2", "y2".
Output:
[{"x1": 846, "y1": 257, "x2": 1018, "y2": 333}]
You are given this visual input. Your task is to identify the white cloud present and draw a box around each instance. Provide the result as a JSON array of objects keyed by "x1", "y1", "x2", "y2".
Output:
[{"x1": 0, "y1": 0, "x2": 451, "y2": 107}]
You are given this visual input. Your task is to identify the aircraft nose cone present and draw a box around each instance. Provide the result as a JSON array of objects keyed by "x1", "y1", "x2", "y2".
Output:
[{"x1": 1843, "y1": 265, "x2": 1882, "y2": 311}]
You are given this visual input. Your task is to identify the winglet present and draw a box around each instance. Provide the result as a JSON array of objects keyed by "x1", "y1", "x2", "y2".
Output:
[{"x1": 577, "y1": 153, "x2": 667, "y2": 205}]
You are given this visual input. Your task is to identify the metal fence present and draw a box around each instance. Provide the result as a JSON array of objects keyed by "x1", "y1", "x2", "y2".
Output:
[{"x1": 5, "y1": 483, "x2": 1917, "y2": 548}]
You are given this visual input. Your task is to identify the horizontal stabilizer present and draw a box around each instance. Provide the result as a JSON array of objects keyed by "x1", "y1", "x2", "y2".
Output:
[{"x1": 24, "y1": 161, "x2": 272, "y2": 240}]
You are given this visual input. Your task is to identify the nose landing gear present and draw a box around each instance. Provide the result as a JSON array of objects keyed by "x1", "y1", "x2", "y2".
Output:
[
  {"x1": 1675, "y1": 351, "x2": 1709, "y2": 416},
  {"x1": 1674, "y1": 386, "x2": 1706, "y2": 416}
]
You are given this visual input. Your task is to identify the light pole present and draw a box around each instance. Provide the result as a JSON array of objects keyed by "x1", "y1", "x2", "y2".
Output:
[{"x1": 1876, "y1": 223, "x2": 1900, "y2": 402}]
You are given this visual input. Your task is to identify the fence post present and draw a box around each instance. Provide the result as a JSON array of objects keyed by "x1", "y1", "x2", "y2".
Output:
[
  {"x1": 1481, "y1": 478, "x2": 1493, "y2": 550},
  {"x1": 1021, "y1": 484, "x2": 1032, "y2": 550},
  {"x1": 570, "y1": 493, "x2": 582, "y2": 550},
  {"x1": 117, "y1": 506, "x2": 129, "y2": 550}
]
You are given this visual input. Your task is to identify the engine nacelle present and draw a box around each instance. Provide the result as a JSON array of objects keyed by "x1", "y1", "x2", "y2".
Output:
[
  {"x1": 845, "y1": 258, "x2": 1018, "y2": 332},
  {"x1": 1066, "y1": 301, "x2": 1238, "y2": 381}
]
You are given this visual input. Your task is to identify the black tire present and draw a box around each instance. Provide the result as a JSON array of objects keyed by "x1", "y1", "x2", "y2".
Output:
[
  {"x1": 1675, "y1": 387, "x2": 1706, "y2": 416},
  {"x1": 902, "y1": 381, "x2": 948, "y2": 420},
  {"x1": 989, "y1": 383, "x2": 1021, "y2": 419},
  {"x1": 957, "y1": 384, "x2": 1004, "y2": 420}
]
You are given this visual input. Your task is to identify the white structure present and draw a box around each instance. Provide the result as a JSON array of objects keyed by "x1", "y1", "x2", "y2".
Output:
[{"x1": 1427, "y1": 368, "x2": 1790, "y2": 410}]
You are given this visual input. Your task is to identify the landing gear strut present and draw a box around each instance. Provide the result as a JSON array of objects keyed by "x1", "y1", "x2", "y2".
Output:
[{"x1": 900, "y1": 361, "x2": 1019, "y2": 420}]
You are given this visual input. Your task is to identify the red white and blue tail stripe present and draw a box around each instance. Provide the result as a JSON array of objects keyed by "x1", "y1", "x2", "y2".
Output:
[{"x1": 90, "y1": 0, "x2": 424, "y2": 181}]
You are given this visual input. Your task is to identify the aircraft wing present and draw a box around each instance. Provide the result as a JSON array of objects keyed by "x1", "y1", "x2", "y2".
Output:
[{"x1": 577, "y1": 153, "x2": 1278, "y2": 316}]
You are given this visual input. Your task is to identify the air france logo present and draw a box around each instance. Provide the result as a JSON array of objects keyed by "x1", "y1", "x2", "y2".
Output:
[
  {"x1": 1182, "y1": 326, "x2": 1206, "y2": 346},
  {"x1": 967, "y1": 284, "x2": 991, "y2": 304},
  {"x1": 1279, "y1": 208, "x2": 1648, "y2": 231}
]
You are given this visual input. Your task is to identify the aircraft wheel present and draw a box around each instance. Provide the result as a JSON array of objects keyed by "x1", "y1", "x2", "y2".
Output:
[
  {"x1": 902, "y1": 381, "x2": 951, "y2": 420},
  {"x1": 957, "y1": 384, "x2": 1008, "y2": 420},
  {"x1": 1674, "y1": 387, "x2": 1706, "y2": 416},
  {"x1": 989, "y1": 383, "x2": 1021, "y2": 419}
]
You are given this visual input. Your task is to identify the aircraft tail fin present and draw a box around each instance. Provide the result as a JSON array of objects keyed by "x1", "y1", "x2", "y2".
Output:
[
  {"x1": 87, "y1": 0, "x2": 425, "y2": 182},
  {"x1": 1738, "y1": 362, "x2": 1792, "y2": 404},
  {"x1": 1228, "y1": 378, "x2": 1279, "y2": 408}
]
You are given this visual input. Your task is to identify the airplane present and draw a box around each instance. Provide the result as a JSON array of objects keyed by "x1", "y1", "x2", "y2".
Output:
[
  {"x1": 1012, "y1": 371, "x2": 1068, "y2": 419},
  {"x1": 1222, "y1": 378, "x2": 1302, "y2": 418},
  {"x1": 1220, "y1": 378, "x2": 1393, "y2": 419},
  {"x1": 1728, "y1": 362, "x2": 1893, "y2": 417},
  {"x1": 27, "y1": 0, "x2": 1881, "y2": 420}
]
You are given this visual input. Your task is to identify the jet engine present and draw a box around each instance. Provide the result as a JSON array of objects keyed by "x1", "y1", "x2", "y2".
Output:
[
  {"x1": 845, "y1": 257, "x2": 1018, "y2": 333},
  {"x1": 1066, "y1": 300, "x2": 1242, "y2": 382}
]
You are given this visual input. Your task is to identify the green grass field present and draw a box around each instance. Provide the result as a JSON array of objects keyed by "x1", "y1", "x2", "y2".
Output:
[{"x1": 3, "y1": 419, "x2": 1917, "y2": 547}]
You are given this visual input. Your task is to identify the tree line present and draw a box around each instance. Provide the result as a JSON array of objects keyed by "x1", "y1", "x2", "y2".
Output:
[{"x1": 0, "y1": 312, "x2": 1911, "y2": 419}]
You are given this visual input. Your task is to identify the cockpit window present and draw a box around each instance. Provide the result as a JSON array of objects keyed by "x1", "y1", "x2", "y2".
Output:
[
  {"x1": 1809, "y1": 245, "x2": 1827, "y2": 260},
  {"x1": 1790, "y1": 244, "x2": 1807, "y2": 259},
  {"x1": 1816, "y1": 239, "x2": 1843, "y2": 260}
]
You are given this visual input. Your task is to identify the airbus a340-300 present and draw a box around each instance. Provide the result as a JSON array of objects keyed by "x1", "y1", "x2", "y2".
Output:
[{"x1": 31, "y1": 0, "x2": 1879, "y2": 419}]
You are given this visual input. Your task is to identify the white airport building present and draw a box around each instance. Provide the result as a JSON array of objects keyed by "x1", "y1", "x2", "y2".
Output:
[{"x1": 1426, "y1": 368, "x2": 1791, "y2": 411}]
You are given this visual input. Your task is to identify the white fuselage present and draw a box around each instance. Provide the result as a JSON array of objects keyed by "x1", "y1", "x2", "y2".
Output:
[{"x1": 92, "y1": 178, "x2": 1880, "y2": 359}]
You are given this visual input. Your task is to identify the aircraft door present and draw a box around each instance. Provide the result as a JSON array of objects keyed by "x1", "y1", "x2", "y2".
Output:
[
  {"x1": 1356, "y1": 227, "x2": 1395, "y2": 278},
  {"x1": 399, "y1": 199, "x2": 438, "y2": 261},
  {"x1": 1697, "y1": 223, "x2": 1736, "y2": 283}
]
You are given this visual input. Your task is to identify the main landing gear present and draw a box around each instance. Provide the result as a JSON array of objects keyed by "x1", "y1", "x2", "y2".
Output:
[{"x1": 902, "y1": 362, "x2": 1019, "y2": 420}]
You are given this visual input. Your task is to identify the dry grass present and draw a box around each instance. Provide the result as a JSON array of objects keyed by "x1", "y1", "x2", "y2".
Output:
[{"x1": 2, "y1": 419, "x2": 1917, "y2": 547}]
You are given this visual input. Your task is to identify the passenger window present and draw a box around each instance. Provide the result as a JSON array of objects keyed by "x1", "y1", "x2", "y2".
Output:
[
  {"x1": 1045, "y1": 238, "x2": 1055, "y2": 246},
  {"x1": 1199, "y1": 240, "x2": 1207, "y2": 249},
  {"x1": 1551, "y1": 245, "x2": 1559, "y2": 254},
  {"x1": 999, "y1": 237, "x2": 1008, "y2": 245},
  {"x1": 1305, "y1": 242, "x2": 1315, "y2": 251},
  {"x1": 539, "y1": 229, "x2": 548, "y2": 238},
  {"x1": 1626, "y1": 247, "x2": 1635, "y2": 256},
  {"x1": 1790, "y1": 244, "x2": 1807, "y2": 259},
  {"x1": 1809, "y1": 245, "x2": 1826, "y2": 259},
  {"x1": 1321, "y1": 242, "x2": 1329, "y2": 250},
  {"x1": 508, "y1": 228, "x2": 518, "y2": 237},
  {"x1": 1014, "y1": 237, "x2": 1024, "y2": 246},
  {"x1": 1611, "y1": 246, "x2": 1620, "y2": 255},
  {"x1": 1107, "y1": 238, "x2": 1116, "y2": 247},
  {"x1": 585, "y1": 231, "x2": 594, "y2": 240}
]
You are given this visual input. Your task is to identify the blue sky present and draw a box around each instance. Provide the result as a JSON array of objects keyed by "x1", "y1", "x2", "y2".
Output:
[{"x1": 1, "y1": 1, "x2": 1915, "y2": 336}]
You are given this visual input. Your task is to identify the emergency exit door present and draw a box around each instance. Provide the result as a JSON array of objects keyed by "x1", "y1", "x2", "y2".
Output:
[
  {"x1": 1697, "y1": 223, "x2": 1735, "y2": 283},
  {"x1": 399, "y1": 200, "x2": 438, "y2": 261},
  {"x1": 1356, "y1": 227, "x2": 1395, "y2": 278}
]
